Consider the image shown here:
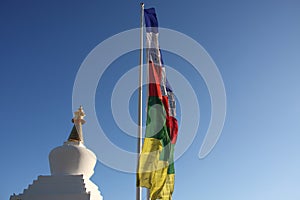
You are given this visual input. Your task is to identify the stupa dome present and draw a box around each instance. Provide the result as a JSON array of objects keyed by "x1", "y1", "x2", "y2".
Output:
[{"x1": 49, "y1": 141, "x2": 96, "y2": 178}]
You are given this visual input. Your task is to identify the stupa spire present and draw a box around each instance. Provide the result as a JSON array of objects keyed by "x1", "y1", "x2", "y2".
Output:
[{"x1": 68, "y1": 105, "x2": 86, "y2": 143}]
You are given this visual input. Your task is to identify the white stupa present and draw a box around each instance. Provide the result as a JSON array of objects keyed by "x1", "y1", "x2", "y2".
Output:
[{"x1": 10, "y1": 106, "x2": 103, "y2": 200}]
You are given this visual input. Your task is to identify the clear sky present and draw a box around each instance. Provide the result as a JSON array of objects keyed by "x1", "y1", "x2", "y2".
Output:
[{"x1": 1, "y1": 0, "x2": 300, "y2": 199}]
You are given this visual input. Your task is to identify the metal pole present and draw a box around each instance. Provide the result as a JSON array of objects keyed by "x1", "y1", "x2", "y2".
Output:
[
  {"x1": 137, "y1": 3, "x2": 144, "y2": 200},
  {"x1": 146, "y1": 188, "x2": 150, "y2": 200}
]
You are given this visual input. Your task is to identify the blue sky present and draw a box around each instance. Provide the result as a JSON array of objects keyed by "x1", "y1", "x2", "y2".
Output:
[{"x1": 1, "y1": 0, "x2": 300, "y2": 199}]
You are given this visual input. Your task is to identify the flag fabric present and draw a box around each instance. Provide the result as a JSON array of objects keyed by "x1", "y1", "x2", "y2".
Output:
[{"x1": 137, "y1": 8, "x2": 178, "y2": 200}]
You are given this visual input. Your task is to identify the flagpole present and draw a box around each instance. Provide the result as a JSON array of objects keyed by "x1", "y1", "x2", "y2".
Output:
[
  {"x1": 137, "y1": 2, "x2": 144, "y2": 200},
  {"x1": 146, "y1": 188, "x2": 150, "y2": 200}
]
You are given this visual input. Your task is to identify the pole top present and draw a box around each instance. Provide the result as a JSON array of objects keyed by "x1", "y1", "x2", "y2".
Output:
[
  {"x1": 72, "y1": 105, "x2": 86, "y2": 124},
  {"x1": 140, "y1": 2, "x2": 144, "y2": 8}
]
